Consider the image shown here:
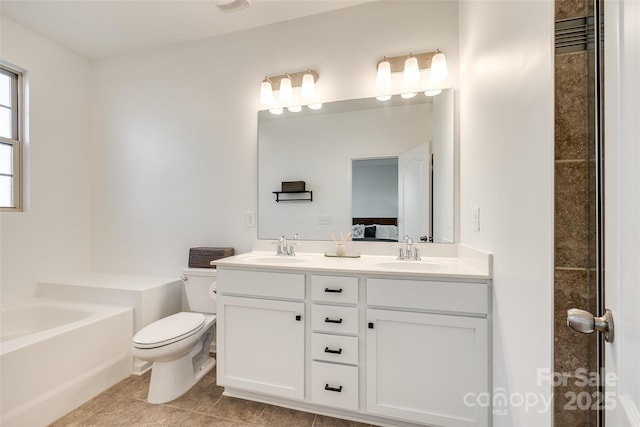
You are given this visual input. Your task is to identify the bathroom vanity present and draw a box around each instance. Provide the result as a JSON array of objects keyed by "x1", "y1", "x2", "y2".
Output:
[{"x1": 215, "y1": 241, "x2": 492, "y2": 427}]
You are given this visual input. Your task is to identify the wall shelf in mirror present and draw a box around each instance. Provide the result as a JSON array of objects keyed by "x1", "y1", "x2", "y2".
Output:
[{"x1": 273, "y1": 191, "x2": 313, "y2": 202}]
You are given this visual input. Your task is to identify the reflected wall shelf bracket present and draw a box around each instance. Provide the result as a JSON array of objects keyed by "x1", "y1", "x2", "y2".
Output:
[{"x1": 273, "y1": 191, "x2": 313, "y2": 202}]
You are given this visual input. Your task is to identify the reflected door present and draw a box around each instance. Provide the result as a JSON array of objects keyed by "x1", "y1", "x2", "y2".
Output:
[{"x1": 398, "y1": 142, "x2": 430, "y2": 241}]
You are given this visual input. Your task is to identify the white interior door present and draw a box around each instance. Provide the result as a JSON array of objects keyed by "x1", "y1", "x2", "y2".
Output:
[
  {"x1": 398, "y1": 142, "x2": 430, "y2": 241},
  {"x1": 604, "y1": 0, "x2": 640, "y2": 424}
]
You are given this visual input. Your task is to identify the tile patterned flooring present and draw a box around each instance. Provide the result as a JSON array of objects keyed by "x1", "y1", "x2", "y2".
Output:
[{"x1": 50, "y1": 359, "x2": 372, "y2": 427}]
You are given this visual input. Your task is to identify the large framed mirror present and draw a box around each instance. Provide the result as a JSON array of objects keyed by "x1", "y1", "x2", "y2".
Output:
[{"x1": 257, "y1": 89, "x2": 454, "y2": 243}]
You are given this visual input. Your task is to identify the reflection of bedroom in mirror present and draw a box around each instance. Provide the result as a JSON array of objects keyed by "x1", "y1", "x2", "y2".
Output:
[
  {"x1": 351, "y1": 142, "x2": 433, "y2": 243},
  {"x1": 351, "y1": 157, "x2": 399, "y2": 242}
]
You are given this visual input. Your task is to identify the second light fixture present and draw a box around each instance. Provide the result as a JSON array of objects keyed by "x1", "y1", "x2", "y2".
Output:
[{"x1": 376, "y1": 49, "x2": 448, "y2": 100}]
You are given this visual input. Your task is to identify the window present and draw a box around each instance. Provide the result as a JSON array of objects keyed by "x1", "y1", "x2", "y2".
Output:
[{"x1": 0, "y1": 64, "x2": 24, "y2": 211}]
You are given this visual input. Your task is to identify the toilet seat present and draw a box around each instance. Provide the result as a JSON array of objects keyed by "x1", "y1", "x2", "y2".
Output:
[{"x1": 133, "y1": 312, "x2": 205, "y2": 349}]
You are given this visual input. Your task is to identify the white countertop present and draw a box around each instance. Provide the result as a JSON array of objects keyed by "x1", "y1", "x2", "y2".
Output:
[{"x1": 214, "y1": 241, "x2": 492, "y2": 280}]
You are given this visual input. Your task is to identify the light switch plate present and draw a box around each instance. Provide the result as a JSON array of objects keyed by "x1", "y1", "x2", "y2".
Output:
[
  {"x1": 318, "y1": 215, "x2": 332, "y2": 225},
  {"x1": 245, "y1": 211, "x2": 256, "y2": 228},
  {"x1": 473, "y1": 207, "x2": 480, "y2": 232}
]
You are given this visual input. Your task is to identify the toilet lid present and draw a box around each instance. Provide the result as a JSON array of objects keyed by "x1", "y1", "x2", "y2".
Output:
[{"x1": 133, "y1": 312, "x2": 205, "y2": 349}]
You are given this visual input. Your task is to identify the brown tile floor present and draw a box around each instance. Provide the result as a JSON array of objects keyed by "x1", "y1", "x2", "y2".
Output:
[{"x1": 49, "y1": 359, "x2": 373, "y2": 426}]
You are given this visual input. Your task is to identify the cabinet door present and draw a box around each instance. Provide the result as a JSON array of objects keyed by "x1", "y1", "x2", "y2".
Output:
[
  {"x1": 218, "y1": 296, "x2": 305, "y2": 400},
  {"x1": 366, "y1": 309, "x2": 488, "y2": 427}
]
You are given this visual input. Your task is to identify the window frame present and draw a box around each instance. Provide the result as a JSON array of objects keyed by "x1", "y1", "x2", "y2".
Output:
[{"x1": 0, "y1": 63, "x2": 24, "y2": 212}]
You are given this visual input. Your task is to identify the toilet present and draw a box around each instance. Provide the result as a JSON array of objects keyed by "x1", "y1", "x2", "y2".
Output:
[{"x1": 132, "y1": 268, "x2": 217, "y2": 404}]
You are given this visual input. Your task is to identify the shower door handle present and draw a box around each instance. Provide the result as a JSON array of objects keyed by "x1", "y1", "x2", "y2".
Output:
[{"x1": 567, "y1": 308, "x2": 614, "y2": 343}]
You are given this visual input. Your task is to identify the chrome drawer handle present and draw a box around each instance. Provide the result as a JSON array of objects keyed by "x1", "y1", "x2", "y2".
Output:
[
  {"x1": 324, "y1": 317, "x2": 343, "y2": 324},
  {"x1": 324, "y1": 287, "x2": 343, "y2": 293},
  {"x1": 324, "y1": 346, "x2": 342, "y2": 354},
  {"x1": 324, "y1": 384, "x2": 342, "y2": 393}
]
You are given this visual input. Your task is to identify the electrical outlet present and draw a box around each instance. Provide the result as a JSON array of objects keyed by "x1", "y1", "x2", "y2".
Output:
[
  {"x1": 245, "y1": 211, "x2": 256, "y2": 228},
  {"x1": 318, "y1": 215, "x2": 332, "y2": 225},
  {"x1": 473, "y1": 207, "x2": 480, "y2": 232}
]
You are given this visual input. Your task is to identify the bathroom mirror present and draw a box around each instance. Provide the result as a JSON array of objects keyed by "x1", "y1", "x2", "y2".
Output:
[{"x1": 258, "y1": 89, "x2": 454, "y2": 243}]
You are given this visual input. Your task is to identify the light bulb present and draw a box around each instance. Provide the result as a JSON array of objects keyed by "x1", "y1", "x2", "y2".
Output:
[
  {"x1": 430, "y1": 50, "x2": 448, "y2": 82},
  {"x1": 376, "y1": 59, "x2": 391, "y2": 90},
  {"x1": 269, "y1": 107, "x2": 283, "y2": 115},
  {"x1": 279, "y1": 76, "x2": 293, "y2": 103},
  {"x1": 424, "y1": 89, "x2": 442, "y2": 97},
  {"x1": 376, "y1": 95, "x2": 392, "y2": 101},
  {"x1": 301, "y1": 73, "x2": 316, "y2": 99},
  {"x1": 287, "y1": 105, "x2": 302, "y2": 113},
  {"x1": 401, "y1": 92, "x2": 417, "y2": 99},
  {"x1": 308, "y1": 103, "x2": 323, "y2": 110},
  {"x1": 260, "y1": 79, "x2": 274, "y2": 105},
  {"x1": 403, "y1": 55, "x2": 420, "y2": 86}
]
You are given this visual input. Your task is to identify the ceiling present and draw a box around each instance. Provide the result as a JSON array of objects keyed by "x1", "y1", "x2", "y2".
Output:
[{"x1": 1, "y1": 0, "x2": 372, "y2": 60}]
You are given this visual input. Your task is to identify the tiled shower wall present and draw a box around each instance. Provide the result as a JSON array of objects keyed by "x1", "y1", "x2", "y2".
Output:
[{"x1": 554, "y1": 0, "x2": 598, "y2": 426}]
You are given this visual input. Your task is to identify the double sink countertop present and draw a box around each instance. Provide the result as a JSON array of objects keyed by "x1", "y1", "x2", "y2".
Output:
[{"x1": 214, "y1": 240, "x2": 492, "y2": 280}]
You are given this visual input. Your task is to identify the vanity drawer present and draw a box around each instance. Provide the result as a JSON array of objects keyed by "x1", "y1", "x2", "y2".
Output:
[
  {"x1": 217, "y1": 269, "x2": 304, "y2": 300},
  {"x1": 367, "y1": 278, "x2": 488, "y2": 315},
  {"x1": 311, "y1": 333, "x2": 358, "y2": 365},
  {"x1": 311, "y1": 275, "x2": 358, "y2": 304},
  {"x1": 311, "y1": 361, "x2": 359, "y2": 411},
  {"x1": 312, "y1": 305, "x2": 359, "y2": 335}
]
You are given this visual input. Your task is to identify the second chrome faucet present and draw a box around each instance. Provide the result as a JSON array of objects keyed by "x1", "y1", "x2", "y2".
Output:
[
  {"x1": 276, "y1": 234, "x2": 299, "y2": 256},
  {"x1": 397, "y1": 235, "x2": 421, "y2": 260}
]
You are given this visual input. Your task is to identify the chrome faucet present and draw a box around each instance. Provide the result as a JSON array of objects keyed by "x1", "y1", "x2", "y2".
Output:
[
  {"x1": 396, "y1": 235, "x2": 421, "y2": 260},
  {"x1": 404, "y1": 235, "x2": 413, "y2": 256},
  {"x1": 275, "y1": 234, "x2": 299, "y2": 256}
]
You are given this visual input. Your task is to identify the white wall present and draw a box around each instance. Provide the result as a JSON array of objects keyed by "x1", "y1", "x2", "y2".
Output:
[
  {"x1": 0, "y1": 16, "x2": 91, "y2": 306},
  {"x1": 458, "y1": 1, "x2": 554, "y2": 425},
  {"x1": 89, "y1": 1, "x2": 458, "y2": 275}
]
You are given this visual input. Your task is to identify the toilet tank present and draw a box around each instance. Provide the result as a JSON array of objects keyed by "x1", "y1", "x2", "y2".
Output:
[{"x1": 183, "y1": 268, "x2": 217, "y2": 313}]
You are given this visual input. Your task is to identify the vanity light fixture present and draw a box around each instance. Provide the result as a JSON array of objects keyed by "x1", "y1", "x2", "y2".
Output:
[
  {"x1": 403, "y1": 54, "x2": 421, "y2": 86},
  {"x1": 300, "y1": 72, "x2": 316, "y2": 99},
  {"x1": 374, "y1": 49, "x2": 448, "y2": 100},
  {"x1": 260, "y1": 78, "x2": 274, "y2": 105},
  {"x1": 279, "y1": 75, "x2": 294, "y2": 103},
  {"x1": 424, "y1": 89, "x2": 442, "y2": 97},
  {"x1": 429, "y1": 49, "x2": 448, "y2": 81},
  {"x1": 375, "y1": 58, "x2": 392, "y2": 100},
  {"x1": 259, "y1": 69, "x2": 320, "y2": 114}
]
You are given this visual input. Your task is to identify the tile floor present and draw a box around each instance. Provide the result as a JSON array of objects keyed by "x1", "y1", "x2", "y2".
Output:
[{"x1": 50, "y1": 358, "x2": 373, "y2": 426}]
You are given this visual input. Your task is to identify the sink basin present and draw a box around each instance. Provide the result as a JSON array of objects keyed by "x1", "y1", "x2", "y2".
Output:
[
  {"x1": 247, "y1": 256, "x2": 307, "y2": 264},
  {"x1": 375, "y1": 261, "x2": 443, "y2": 272}
]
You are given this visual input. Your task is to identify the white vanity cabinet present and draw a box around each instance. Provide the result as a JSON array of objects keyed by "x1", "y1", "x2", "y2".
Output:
[
  {"x1": 216, "y1": 269, "x2": 305, "y2": 400},
  {"x1": 366, "y1": 278, "x2": 489, "y2": 427},
  {"x1": 215, "y1": 247, "x2": 492, "y2": 427}
]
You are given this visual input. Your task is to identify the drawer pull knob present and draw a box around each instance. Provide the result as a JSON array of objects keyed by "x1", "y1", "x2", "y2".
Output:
[
  {"x1": 324, "y1": 384, "x2": 343, "y2": 393},
  {"x1": 325, "y1": 317, "x2": 343, "y2": 324},
  {"x1": 368, "y1": 322, "x2": 374, "y2": 329},
  {"x1": 295, "y1": 315, "x2": 302, "y2": 321},
  {"x1": 324, "y1": 287, "x2": 343, "y2": 293},
  {"x1": 324, "y1": 346, "x2": 343, "y2": 354}
]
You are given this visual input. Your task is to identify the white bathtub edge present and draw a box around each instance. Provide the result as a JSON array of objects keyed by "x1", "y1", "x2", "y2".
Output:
[{"x1": 1, "y1": 350, "x2": 131, "y2": 426}]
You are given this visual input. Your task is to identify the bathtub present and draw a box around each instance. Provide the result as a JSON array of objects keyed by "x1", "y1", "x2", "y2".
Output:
[{"x1": 0, "y1": 299, "x2": 133, "y2": 427}]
